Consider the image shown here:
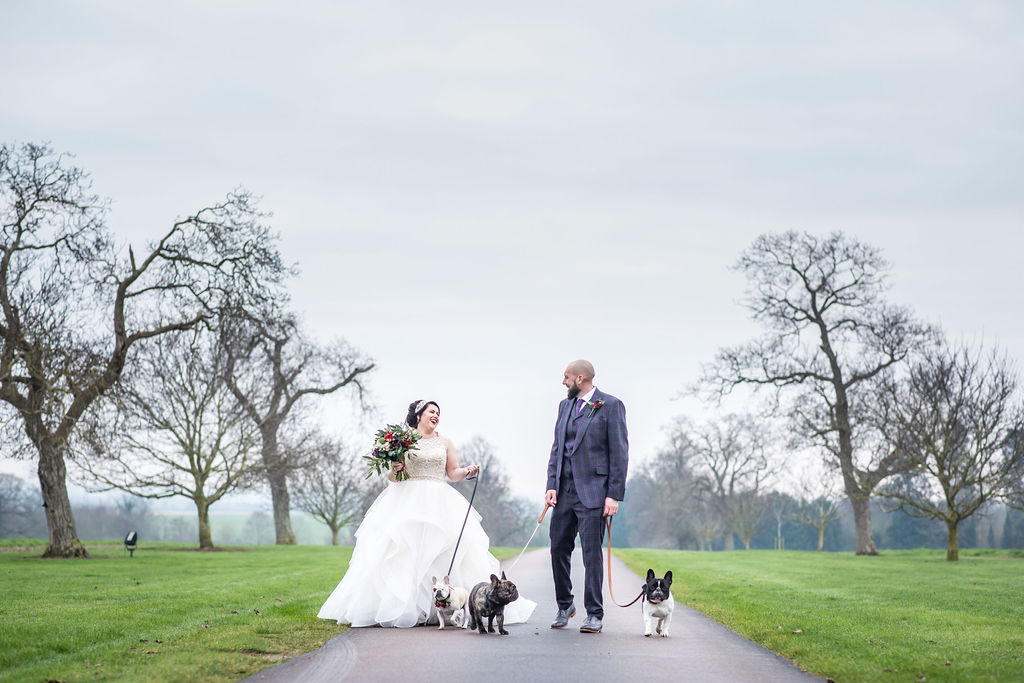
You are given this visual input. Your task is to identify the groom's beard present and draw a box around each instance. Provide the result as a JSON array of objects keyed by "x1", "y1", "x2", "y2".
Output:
[{"x1": 567, "y1": 384, "x2": 581, "y2": 399}]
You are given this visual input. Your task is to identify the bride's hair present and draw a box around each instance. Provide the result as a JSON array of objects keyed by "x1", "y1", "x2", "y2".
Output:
[{"x1": 406, "y1": 400, "x2": 440, "y2": 428}]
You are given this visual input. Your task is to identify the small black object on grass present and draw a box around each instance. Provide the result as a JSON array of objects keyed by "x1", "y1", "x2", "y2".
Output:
[{"x1": 124, "y1": 531, "x2": 138, "y2": 558}]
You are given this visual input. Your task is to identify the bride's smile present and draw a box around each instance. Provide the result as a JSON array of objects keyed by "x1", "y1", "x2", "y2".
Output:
[{"x1": 418, "y1": 405, "x2": 441, "y2": 435}]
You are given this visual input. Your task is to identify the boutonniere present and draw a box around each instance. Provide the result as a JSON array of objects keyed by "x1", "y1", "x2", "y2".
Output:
[{"x1": 586, "y1": 399, "x2": 605, "y2": 417}]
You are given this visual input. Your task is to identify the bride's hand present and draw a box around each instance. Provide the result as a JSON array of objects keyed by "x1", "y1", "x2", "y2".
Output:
[
  {"x1": 465, "y1": 464, "x2": 479, "y2": 477},
  {"x1": 394, "y1": 462, "x2": 405, "y2": 472}
]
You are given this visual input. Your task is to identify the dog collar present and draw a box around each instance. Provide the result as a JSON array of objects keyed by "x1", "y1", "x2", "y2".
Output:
[{"x1": 435, "y1": 598, "x2": 451, "y2": 608}]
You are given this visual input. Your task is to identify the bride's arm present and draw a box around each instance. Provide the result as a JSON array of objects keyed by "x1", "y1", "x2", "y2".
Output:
[{"x1": 445, "y1": 438, "x2": 478, "y2": 482}]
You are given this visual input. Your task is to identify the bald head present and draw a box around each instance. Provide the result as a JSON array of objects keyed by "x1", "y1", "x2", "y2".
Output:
[
  {"x1": 566, "y1": 360, "x2": 595, "y2": 381},
  {"x1": 563, "y1": 359, "x2": 595, "y2": 399}
]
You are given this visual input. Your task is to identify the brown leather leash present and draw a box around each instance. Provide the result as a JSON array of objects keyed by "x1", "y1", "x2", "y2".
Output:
[{"x1": 604, "y1": 515, "x2": 645, "y2": 608}]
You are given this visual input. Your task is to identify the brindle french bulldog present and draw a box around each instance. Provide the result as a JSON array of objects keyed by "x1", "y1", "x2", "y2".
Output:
[{"x1": 467, "y1": 571, "x2": 519, "y2": 635}]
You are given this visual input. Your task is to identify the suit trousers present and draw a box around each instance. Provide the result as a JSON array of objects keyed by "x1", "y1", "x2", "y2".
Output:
[{"x1": 550, "y1": 455, "x2": 606, "y2": 619}]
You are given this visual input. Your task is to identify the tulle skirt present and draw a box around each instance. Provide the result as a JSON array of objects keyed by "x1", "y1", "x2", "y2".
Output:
[{"x1": 317, "y1": 479, "x2": 536, "y2": 628}]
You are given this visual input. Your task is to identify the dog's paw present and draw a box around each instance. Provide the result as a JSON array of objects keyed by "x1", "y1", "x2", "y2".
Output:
[
  {"x1": 644, "y1": 632, "x2": 652, "y2": 637},
  {"x1": 499, "y1": 629, "x2": 509, "y2": 635},
  {"x1": 661, "y1": 631, "x2": 669, "y2": 638}
]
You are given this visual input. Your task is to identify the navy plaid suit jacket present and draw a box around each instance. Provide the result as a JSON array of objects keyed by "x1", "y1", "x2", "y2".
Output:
[{"x1": 546, "y1": 388, "x2": 629, "y2": 509}]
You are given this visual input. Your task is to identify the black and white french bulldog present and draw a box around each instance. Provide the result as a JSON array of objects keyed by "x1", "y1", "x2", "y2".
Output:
[
  {"x1": 431, "y1": 575, "x2": 469, "y2": 629},
  {"x1": 642, "y1": 569, "x2": 674, "y2": 637},
  {"x1": 468, "y1": 572, "x2": 519, "y2": 635}
]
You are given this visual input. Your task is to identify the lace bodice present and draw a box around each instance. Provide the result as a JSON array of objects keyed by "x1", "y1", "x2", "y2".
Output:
[{"x1": 403, "y1": 435, "x2": 447, "y2": 481}]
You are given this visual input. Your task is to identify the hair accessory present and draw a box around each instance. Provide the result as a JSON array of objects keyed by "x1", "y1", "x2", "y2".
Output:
[{"x1": 415, "y1": 400, "x2": 429, "y2": 413}]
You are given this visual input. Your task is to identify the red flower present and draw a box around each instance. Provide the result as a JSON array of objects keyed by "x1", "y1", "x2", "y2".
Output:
[{"x1": 385, "y1": 432, "x2": 393, "y2": 441}]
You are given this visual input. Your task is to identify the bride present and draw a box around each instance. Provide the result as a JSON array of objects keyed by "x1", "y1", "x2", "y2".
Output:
[{"x1": 318, "y1": 399, "x2": 536, "y2": 628}]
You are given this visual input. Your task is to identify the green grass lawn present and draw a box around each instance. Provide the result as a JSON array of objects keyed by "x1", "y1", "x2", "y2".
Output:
[
  {"x1": 616, "y1": 548, "x2": 1024, "y2": 682},
  {"x1": 0, "y1": 543, "x2": 521, "y2": 682}
]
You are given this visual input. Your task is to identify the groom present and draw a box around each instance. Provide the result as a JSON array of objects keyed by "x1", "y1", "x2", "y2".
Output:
[{"x1": 545, "y1": 360, "x2": 628, "y2": 633}]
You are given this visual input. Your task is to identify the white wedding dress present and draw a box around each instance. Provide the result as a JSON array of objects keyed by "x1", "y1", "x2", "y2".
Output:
[{"x1": 317, "y1": 433, "x2": 536, "y2": 628}]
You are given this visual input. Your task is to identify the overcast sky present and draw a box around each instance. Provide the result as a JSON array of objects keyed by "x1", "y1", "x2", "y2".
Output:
[{"x1": 2, "y1": 1, "x2": 1023, "y2": 506}]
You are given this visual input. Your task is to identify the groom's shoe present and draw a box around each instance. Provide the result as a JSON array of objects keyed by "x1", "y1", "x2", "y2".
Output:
[
  {"x1": 579, "y1": 615, "x2": 603, "y2": 633},
  {"x1": 550, "y1": 604, "x2": 576, "y2": 629}
]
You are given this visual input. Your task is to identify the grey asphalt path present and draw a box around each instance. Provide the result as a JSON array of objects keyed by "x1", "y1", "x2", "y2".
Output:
[{"x1": 242, "y1": 548, "x2": 823, "y2": 683}]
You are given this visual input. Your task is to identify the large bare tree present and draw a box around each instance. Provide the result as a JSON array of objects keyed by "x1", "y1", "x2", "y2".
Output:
[
  {"x1": 875, "y1": 341, "x2": 1024, "y2": 561},
  {"x1": 78, "y1": 331, "x2": 255, "y2": 549},
  {"x1": 0, "y1": 142, "x2": 283, "y2": 557},
  {"x1": 700, "y1": 231, "x2": 935, "y2": 554},
  {"x1": 222, "y1": 313, "x2": 373, "y2": 544}
]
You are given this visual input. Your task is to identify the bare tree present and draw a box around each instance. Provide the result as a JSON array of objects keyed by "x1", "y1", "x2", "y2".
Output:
[
  {"x1": 679, "y1": 414, "x2": 775, "y2": 550},
  {"x1": 799, "y1": 496, "x2": 841, "y2": 552},
  {"x1": 875, "y1": 341, "x2": 1024, "y2": 561},
  {"x1": 0, "y1": 143, "x2": 283, "y2": 557},
  {"x1": 291, "y1": 435, "x2": 380, "y2": 545},
  {"x1": 732, "y1": 490, "x2": 770, "y2": 550},
  {"x1": 452, "y1": 437, "x2": 535, "y2": 547},
  {"x1": 793, "y1": 468, "x2": 842, "y2": 552},
  {"x1": 621, "y1": 424, "x2": 702, "y2": 550},
  {"x1": 699, "y1": 231, "x2": 935, "y2": 554},
  {"x1": 78, "y1": 330, "x2": 256, "y2": 549},
  {"x1": 690, "y1": 494, "x2": 724, "y2": 551},
  {"x1": 222, "y1": 312, "x2": 373, "y2": 544}
]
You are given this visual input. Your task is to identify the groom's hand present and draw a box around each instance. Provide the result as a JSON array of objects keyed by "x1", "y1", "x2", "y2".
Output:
[
  {"x1": 603, "y1": 497, "x2": 619, "y2": 517},
  {"x1": 545, "y1": 489, "x2": 558, "y2": 507}
]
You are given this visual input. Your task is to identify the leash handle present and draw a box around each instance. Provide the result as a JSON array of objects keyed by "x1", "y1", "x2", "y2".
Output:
[
  {"x1": 605, "y1": 516, "x2": 645, "y2": 608},
  {"x1": 538, "y1": 502, "x2": 551, "y2": 524}
]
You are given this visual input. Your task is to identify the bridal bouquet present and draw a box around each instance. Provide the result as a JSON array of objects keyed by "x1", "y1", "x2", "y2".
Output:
[{"x1": 364, "y1": 424, "x2": 421, "y2": 481}]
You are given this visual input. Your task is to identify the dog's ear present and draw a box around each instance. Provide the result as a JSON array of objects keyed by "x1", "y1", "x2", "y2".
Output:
[
  {"x1": 490, "y1": 574, "x2": 499, "y2": 585},
  {"x1": 432, "y1": 576, "x2": 437, "y2": 584},
  {"x1": 646, "y1": 569, "x2": 655, "y2": 582},
  {"x1": 443, "y1": 576, "x2": 450, "y2": 585},
  {"x1": 664, "y1": 570, "x2": 673, "y2": 585},
  {"x1": 501, "y1": 571, "x2": 507, "y2": 580}
]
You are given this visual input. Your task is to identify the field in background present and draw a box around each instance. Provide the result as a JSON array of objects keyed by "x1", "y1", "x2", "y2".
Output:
[{"x1": 616, "y1": 548, "x2": 1024, "y2": 682}]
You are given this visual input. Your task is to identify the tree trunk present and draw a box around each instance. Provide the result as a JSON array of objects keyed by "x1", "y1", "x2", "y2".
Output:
[
  {"x1": 723, "y1": 533, "x2": 735, "y2": 551},
  {"x1": 817, "y1": 525, "x2": 825, "y2": 552},
  {"x1": 262, "y1": 426, "x2": 296, "y2": 545},
  {"x1": 330, "y1": 525, "x2": 339, "y2": 546},
  {"x1": 833, "y1": 372, "x2": 881, "y2": 555},
  {"x1": 37, "y1": 440, "x2": 88, "y2": 558},
  {"x1": 850, "y1": 495, "x2": 879, "y2": 555},
  {"x1": 946, "y1": 519, "x2": 959, "y2": 562},
  {"x1": 196, "y1": 500, "x2": 214, "y2": 549}
]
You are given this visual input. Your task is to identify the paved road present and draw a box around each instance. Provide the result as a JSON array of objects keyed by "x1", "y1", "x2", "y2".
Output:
[{"x1": 243, "y1": 548, "x2": 822, "y2": 682}]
